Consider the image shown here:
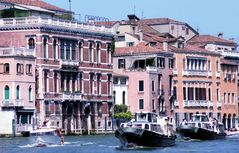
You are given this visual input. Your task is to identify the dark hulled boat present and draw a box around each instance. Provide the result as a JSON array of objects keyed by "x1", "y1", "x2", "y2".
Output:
[
  {"x1": 177, "y1": 114, "x2": 226, "y2": 140},
  {"x1": 115, "y1": 112, "x2": 176, "y2": 147}
]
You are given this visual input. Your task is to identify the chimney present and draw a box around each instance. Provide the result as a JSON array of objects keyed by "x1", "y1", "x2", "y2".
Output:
[
  {"x1": 163, "y1": 41, "x2": 168, "y2": 51},
  {"x1": 218, "y1": 32, "x2": 223, "y2": 38}
]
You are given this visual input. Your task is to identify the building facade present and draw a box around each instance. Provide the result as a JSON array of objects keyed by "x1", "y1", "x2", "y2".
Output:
[
  {"x1": 0, "y1": 47, "x2": 35, "y2": 135},
  {"x1": 0, "y1": 1, "x2": 114, "y2": 135}
]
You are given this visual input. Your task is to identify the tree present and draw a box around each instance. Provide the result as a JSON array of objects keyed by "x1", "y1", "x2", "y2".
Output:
[{"x1": 114, "y1": 104, "x2": 132, "y2": 120}]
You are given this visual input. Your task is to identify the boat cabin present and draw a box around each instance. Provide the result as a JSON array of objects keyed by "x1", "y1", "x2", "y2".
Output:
[{"x1": 191, "y1": 114, "x2": 209, "y2": 122}]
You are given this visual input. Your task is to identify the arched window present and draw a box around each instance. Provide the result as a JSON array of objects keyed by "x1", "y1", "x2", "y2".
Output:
[
  {"x1": 107, "y1": 43, "x2": 112, "y2": 64},
  {"x1": 16, "y1": 85, "x2": 20, "y2": 100},
  {"x1": 96, "y1": 43, "x2": 101, "y2": 63},
  {"x1": 79, "y1": 41, "x2": 83, "y2": 62},
  {"x1": 4, "y1": 85, "x2": 10, "y2": 100},
  {"x1": 89, "y1": 42, "x2": 93, "y2": 63},
  {"x1": 4, "y1": 63, "x2": 10, "y2": 73},
  {"x1": 43, "y1": 38, "x2": 48, "y2": 58},
  {"x1": 28, "y1": 86, "x2": 32, "y2": 101},
  {"x1": 122, "y1": 91, "x2": 125, "y2": 105},
  {"x1": 72, "y1": 42, "x2": 76, "y2": 60},
  {"x1": 28, "y1": 38, "x2": 35, "y2": 49},
  {"x1": 44, "y1": 72, "x2": 48, "y2": 92},
  {"x1": 53, "y1": 39, "x2": 57, "y2": 59}
]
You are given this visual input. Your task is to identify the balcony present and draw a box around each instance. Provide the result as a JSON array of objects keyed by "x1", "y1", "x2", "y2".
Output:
[
  {"x1": 209, "y1": 101, "x2": 213, "y2": 107},
  {"x1": 173, "y1": 69, "x2": 178, "y2": 75},
  {"x1": 0, "y1": 47, "x2": 35, "y2": 57},
  {"x1": 1, "y1": 99, "x2": 24, "y2": 107},
  {"x1": 146, "y1": 66, "x2": 158, "y2": 73},
  {"x1": 216, "y1": 72, "x2": 220, "y2": 78},
  {"x1": 0, "y1": 17, "x2": 113, "y2": 34},
  {"x1": 182, "y1": 70, "x2": 207, "y2": 77},
  {"x1": 60, "y1": 91, "x2": 83, "y2": 100},
  {"x1": 174, "y1": 100, "x2": 179, "y2": 107},
  {"x1": 60, "y1": 59, "x2": 79, "y2": 67},
  {"x1": 220, "y1": 50, "x2": 239, "y2": 58},
  {"x1": 217, "y1": 101, "x2": 222, "y2": 108},
  {"x1": 183, "y1": 100, "x2": 208, "y2": 107},
  {"x1": 208, "y1": 71, "x2": 212, "y2": 77}
]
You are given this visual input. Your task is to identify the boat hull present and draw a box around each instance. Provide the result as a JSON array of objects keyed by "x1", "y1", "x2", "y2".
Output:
[
  {"x1": 115, "y1": 127, "x2": 176, "y2": 147},
  {"x1": 177, "y1": 125, "x2": 226, "y2": 140},
  {"x1": 30, "y1": 129, "x2": 61, "y2": 145}
]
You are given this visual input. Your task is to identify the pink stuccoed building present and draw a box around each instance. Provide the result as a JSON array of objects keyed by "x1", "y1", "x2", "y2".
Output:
[
  {"x1": 0, "y1": 47, "x2": 36, "y2": 135},
  {"x1": 0, "y1": 0, "x2": 114, "y2": 135},
  {"x1": 114, "y1": 43, "x2": 175, "y2": 119}
]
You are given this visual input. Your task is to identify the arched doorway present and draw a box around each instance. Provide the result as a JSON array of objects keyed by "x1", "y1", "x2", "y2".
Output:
[{"x1": 232, "y1": 114, "x2": 236, "y2": 128}]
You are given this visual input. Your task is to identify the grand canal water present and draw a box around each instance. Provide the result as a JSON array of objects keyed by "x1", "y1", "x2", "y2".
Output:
[{"x1": 0, "y1": 134, "x2": 239, "y2": 153}]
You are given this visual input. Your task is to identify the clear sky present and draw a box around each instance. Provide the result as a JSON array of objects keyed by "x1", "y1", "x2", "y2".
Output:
[{"x1": 45, "y1": 0, "x2": 239, "y2": 41}]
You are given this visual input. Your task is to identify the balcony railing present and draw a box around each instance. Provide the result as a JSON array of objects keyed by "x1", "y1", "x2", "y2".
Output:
[
  {"x1": 219, "y1": 50, "x2": 239, "y2": 58},
  {"x1": 174, "y1": 100, "x2": 179, "y2": 107},
  {"x1": 173, "y1": 69, "x2": 178, "y2": 75},
  {"x1": 182, "y1": 70, "x2": 208, "y2": 77},
  {"x1": 60, "y1": 59, "x2": 79, "y2": 66},
  {"x1": 59, "y1": 91, "x2": 83, "y2": 100},
  {"x1": 209, "y1": 101, "x2": 213, "y2": 107},
  {"x1": 0, "y1": 17, "x2": 113, "y2": 34},
  {"x1": 146, "y1": 66, "x2": 158, "y2": 73},
  {"x1": 183, "y1": 100, "x2": 208, "y2": 107},
  {"x1": 217, "y1": 101, "x2": 222, "y2": 108},
  {"x1": 1, "y1": 99, "x2": 24, "y2": 107},
  {"x1": 216, "y1": 72, "x2": 220, "y2": 78},
  {"x1": 0, "y1": 47, "x2": 35, "y2": 56}
]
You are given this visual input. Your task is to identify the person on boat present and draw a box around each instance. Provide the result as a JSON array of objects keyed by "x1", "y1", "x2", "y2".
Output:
[
  {"x1": 56, "y1": 129, "x2": 64, "y2": 145},
  {"x1": 163, "y1": 117, "x2": 170, "y2": 136},
  {"x1": 181, "y1": 118, "x2": 187, "y2": 125}
]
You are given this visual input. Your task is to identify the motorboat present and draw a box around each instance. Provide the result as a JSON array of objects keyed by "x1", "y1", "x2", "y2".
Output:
[
  {"x1": 115, "y1": 112, "x2": 176, "y2": 147},
  {"x1": 177, "y1": 114, "x2": 226, "y2": 140},
  {"x1": 30, "y1": 119, "x2": 64, "y2": 145}
]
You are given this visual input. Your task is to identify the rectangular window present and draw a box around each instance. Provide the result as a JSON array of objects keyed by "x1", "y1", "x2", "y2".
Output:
[
  {"x1": 139, "y1": 99, "x2": 144, "y2": 109},
  {"x1": 217, "y1": 89, "x2": 220, "y2": 101},
  {"x1": 152, "y1": 99, "x2": 155, "y2": 111},
  {"x1": 72, "y1": 43, "x2": 76, "y2": 60},
  {"x1": 113, "y1": 77, "x2": 118, "y2": 84},
  {"x1": 139, "y1": 80, "x2": 144, "y2": 92},
  {"x1": 26, "y1": 64, "x2": 32, "y2": 74},
  {"x1": 208, "y1": 88, "x2": 211, "y2": 101},
  {"x1": 126, "y1": 42, "x2": 134, "y2": 47},
  {"x1": 183, "y1": 87, "x2": 186, "y2": 100},
  {"x1": 224, "y1": 93, "x2": 226, "y2": 103},
  {"x1": 158, "y1": 57, "x2": 165, "y2": 68},
  {"x1": 188, "y1": 87, "x2": 194, "y2": 100},
  {"x1": 66, "y1": 41, "x2": 70, "y2": 60},
  {"x1": 232, "y1": 93, "x2": 234, "y2": 104},
  {"x1": 4, "y1": 63, "x2": 10, "y2": 74},
  {"x1": 228, "y1": 93, "x2": 230, "y2": 104},
  {"x1": 118, "y1": 59, "x2": 125, "y2": 69},
  {"x1": 152, "y1": 80, "x2": 155, "y2": 92},
  {"x1": 169, "y1": 58, "x2": 174, "y2": 69},
  {"x1": 60, "y1": 40, "x2": 65, "y2": 59},
  {"x1": 120, "y1": 77, "x2": 127, "y2": 85}
]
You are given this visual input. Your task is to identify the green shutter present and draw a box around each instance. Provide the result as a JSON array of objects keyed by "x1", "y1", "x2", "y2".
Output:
[{"x1": 4, "y1": 86, "x2": 10, "y2": 100}]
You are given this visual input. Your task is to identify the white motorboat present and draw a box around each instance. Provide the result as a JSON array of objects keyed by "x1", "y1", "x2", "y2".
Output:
[{"x1": 30, "y1": 119, "x2": 64, "y2": 146}]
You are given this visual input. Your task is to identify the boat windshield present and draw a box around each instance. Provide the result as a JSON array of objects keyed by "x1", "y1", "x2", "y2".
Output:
[
  {"x1": 192, "y1": 115, "x2": 209, "y2": 122},
  {"x1": 192, "y1": 116, "x2": 201, "y2": 122}
]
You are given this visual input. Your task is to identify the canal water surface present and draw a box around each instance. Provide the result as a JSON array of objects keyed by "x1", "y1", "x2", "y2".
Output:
[{"x1": 0, "y1": 134, "x2": 239, "y2": 153}]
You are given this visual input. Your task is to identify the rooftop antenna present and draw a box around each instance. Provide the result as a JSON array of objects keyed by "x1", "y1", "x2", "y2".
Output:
[{"x1": 133, "y1": 4, "x2": 136, "y2": 15}]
